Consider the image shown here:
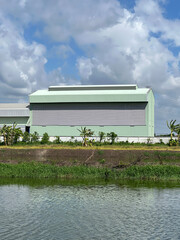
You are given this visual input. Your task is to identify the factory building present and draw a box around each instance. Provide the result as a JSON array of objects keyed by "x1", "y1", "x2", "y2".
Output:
[
  {"x1": 29, "y1": 85, "x2": 154, "y2": 137},
  {"x1": 0, "y1": 103, "x2": 30, "y2": 132}
]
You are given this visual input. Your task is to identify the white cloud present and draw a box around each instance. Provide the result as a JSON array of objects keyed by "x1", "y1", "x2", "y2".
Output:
[
  {"x1": 0, "y1": 14, "x2": 61, "y2": 100},
  {"x1": 0, "y1": 0, "x2": 122, "y2": 41},
  {"x1": 135, "y1": 0, "x2": 180, "y2": 46}
]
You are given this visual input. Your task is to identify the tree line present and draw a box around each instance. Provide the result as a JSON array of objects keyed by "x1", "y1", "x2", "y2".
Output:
[{"x1": 0, "y1": 121, "x2": 179, "y2": 146}]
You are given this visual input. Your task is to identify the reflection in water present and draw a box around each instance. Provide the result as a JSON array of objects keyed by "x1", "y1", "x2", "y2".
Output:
[{"x1": 0, "y1": 179, "x2": 180, "y2": 240}]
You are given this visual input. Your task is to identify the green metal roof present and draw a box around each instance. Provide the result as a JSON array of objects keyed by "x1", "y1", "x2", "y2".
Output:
[{"x1": 29, "y1": 85, "x2": 151, "y2": 103}]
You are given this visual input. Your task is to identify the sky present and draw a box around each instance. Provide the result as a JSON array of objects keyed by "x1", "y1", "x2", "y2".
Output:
[{"x1": 0, "y1": 0, "x2": 179, "y2": 134}]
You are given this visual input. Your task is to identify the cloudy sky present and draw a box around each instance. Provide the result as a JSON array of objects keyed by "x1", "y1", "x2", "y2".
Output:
[{"x1": 0, "y1": 0, "x2": 179, "y2": 134}]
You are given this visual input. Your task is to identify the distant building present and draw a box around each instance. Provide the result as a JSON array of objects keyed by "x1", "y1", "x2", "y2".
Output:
[
  {"x1": 29, "y1": 85, "x2": 154, "y2": 137},
  {"x1": 0, "y1": 103, "x2": 29, "y2": 132}
]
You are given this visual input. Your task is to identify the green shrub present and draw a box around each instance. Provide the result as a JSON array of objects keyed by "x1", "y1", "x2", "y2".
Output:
[
  {"x1": 99, "y1": 159, "x2": 106, "y2": 164},
  {"x1": 99, "y1": 131, "x2": 105, "y2": 143},
  {"x1": 22, "y1": 132, "x2": 31, "y2": 143},
  {"x1": 53, "y1": 136, "x2": 61, "y2": 144},
  {"x1": 31, "y1": 131, "x2": 39, "y2": 143},
  {"x1": 169, "y1": 139, "x2": 178, "y2": 146},
  {"x1": 0, "y1": 123, "x2": 22, "y2": 145},
  {"x1": 107, "y1": 132, "x2": 118, "y2": 144},
  {"x1": 41, "y1": 132, "x2": 49, "y2": 144}
]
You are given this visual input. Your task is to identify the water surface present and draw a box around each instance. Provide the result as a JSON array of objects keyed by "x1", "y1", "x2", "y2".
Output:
[{"x1": 0, "y1": 179, "x2": 180, "y2": 240}]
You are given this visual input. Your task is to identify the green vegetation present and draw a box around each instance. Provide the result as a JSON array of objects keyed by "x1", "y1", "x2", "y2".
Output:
[
  {"x1": 167, "y1": 119, "x2": 180, "y2": 146},
  {"x1": 22, "y1": 131, "x2": 31, "y2": 143},
  {"x1": 78, "y1": 127, "x2": 94, "y2": 146},
  {"x1": 107, "y1": 132, "x2": 118, "y2": 144},
  {"x1": 41, "y1": 132, "x2": 50, "y2": 144},
  {"x1": 175, "y1": 124, "x2": 180, "y2": 143},
  {"x1": 0, "y1": 163, "x2": 179, "y2": 180},
  {"x1": 167, "y1": 120, "x2": 177, "y2": 140},
  {"x1": 0, "y1": 119, "x2": 179, "y2": 148},
  {"x1": 99, "y1": 131, "x2": 105, "y2": 143},
  {"x1": 0, "y1": 123, "x2": 22, "y2": 145},
  {"x1": 31, "y1": 131, "x2": 40, "y2": 143}
]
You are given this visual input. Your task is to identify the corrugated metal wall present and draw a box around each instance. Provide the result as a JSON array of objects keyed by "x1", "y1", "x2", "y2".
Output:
[
  {"x1": 0, "y1": 109, "x2": 29, "y2": 117},
  {"x1": 31, "y1": 103, "x2": 146, "y2": 126}
]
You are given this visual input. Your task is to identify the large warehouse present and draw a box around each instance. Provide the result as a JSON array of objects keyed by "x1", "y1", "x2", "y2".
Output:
[{"x1": 29, "y1": 85, "x2": 154, "y2": 137}]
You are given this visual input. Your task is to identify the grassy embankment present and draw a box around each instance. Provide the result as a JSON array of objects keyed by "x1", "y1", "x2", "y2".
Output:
[
  {"x1": 0, "y1": 144, "x2": 179, "y2": 181},
  {"x1": 0, "y1": 162, "x2": 180, "y2": 181}
]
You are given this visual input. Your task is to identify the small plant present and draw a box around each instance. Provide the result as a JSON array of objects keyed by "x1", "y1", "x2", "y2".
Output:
[
  {"x1": 147, "y1": 138, "x2": 152, "y2": 145},
  {"x1": 31, "y1": 131, "x2": 39, "y2": 143},
  {"x1": 22, "y1": 132, "x2": 31, "y2": 143},
  {"x1": 70, "y1": 136, "x2": 75, "y2": 141},
  {"x1": 144, "y1": 152, "x2": 150, "y2": 157},
  {"x1": 53, "y1": 136, "x2": 61, "y2": 144},
  {"x1": 169, "y1": 139, "x2": 178, "y2": 146},
  {"x1": 98, "y1": 131, "x2": 105, "y2": 143},
  {"x1": 107, "y1": 132, "x2": 117, "y2": 144},
  {"x1": 99, "y1": 159, "x2": 106, "y2": 164},
  {"x1": 41, "y1": 132, "x2": 49, "y2": 144},
  {"x1": 97, "y1": 150, "x2": 104, "y2": 155}
]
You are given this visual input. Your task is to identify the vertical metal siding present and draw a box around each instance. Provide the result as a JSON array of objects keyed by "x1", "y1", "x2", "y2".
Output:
[{"x1": 32, "y1": 103, "x2": 146, "y2": 126}]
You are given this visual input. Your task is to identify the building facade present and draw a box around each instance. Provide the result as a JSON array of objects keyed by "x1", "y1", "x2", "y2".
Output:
[
  {"x1": 29, "y1": 85, "x2": 154, "y2": 137},
  {"x1": 0, "y1": 103, "x2": 30, "y2": 132}
]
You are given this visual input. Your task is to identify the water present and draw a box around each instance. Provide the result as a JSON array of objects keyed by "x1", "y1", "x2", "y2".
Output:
[{"x1": 0, "y1": 179, "x2": 180, "y2": 240}]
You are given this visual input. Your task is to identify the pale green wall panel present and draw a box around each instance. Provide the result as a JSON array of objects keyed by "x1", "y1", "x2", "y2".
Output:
[
  {"x1": 0, "y1": 117, "x2": 29, "y2": 125},
  {"x1": 30, "y1": 125, "x2": 149, "y2": 137}
]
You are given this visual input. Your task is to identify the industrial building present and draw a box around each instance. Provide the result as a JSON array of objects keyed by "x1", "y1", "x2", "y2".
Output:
[
  {"x1": 29, "y1": 85, "x2": 154, "y2": 137},
  {"x1": 0, "y1": 103, "x2": 30, "y2": 132}
]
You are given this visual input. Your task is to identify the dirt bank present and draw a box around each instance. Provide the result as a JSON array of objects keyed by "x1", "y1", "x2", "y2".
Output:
[{"x1": 0, "y1": 148, "x2": 179, "y2": 168}]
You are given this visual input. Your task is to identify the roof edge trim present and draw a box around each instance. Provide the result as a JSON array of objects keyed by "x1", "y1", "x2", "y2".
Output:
[{"x1": 48, "y1": 85, "x2": 137, "y2": 91}]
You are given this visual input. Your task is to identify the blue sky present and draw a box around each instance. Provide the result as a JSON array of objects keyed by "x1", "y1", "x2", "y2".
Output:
[{"x1": 0, "y1": 0, "x2": 179, "y2": 134}]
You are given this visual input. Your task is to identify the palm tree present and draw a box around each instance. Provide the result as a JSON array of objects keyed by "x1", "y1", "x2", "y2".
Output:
[
  {"x1": 78, "y1": 127, "x2": 94, "y2": 146},
  {"x1": 174, "y1": 124, "x2": 180, "y2": 144},
  {"x1": 167, "y1": 120, "x2": 176, "y2": 140},
  {"x1": 0, "y1": 123, "x2": 22, "y2": 145}
]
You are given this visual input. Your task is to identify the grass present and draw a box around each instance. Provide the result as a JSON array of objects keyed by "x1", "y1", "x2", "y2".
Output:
[
  {"x1": 0, "y1": 144, "x2": 180, "y2": 151},
  {"x1": 0, "y1": 162, "x2": 180, "y2": 181}
]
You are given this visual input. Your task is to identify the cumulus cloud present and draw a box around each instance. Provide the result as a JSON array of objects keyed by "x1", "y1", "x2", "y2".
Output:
[
  {"x1": 0, "y1": 14, "x2": 48, "y2": 100},
  {"x1": 0, "y1": 12, "x2": 70, "y2": 101},
  {"x1": 135, "y1": 0, "x2": 180, "y2": 46},
  {"x1": 0, "y1": 0, "x2": 122, "y2": 41}
]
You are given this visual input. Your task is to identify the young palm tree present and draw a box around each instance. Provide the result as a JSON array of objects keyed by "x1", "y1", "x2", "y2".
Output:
[
  {"x1": 78, "y1": 127, "x2": 94, "y2": 146},
  {"x1": 167, "y1": 120, "x2": 176, "y2": 140},
  {"x1": 174, "y1": 124, "x2": 180, "y2": 143}
]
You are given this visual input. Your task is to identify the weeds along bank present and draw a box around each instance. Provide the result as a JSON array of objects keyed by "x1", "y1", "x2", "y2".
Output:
[
  {"x1": 0, "y1": 123, "x2": 179, "y2": 181},
  {"x1": 0, "y1": 147, "x2": 179, "y2": 180},
  {"x1": 0, "y1": 163, "x2": 180, "y2": 181}
]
